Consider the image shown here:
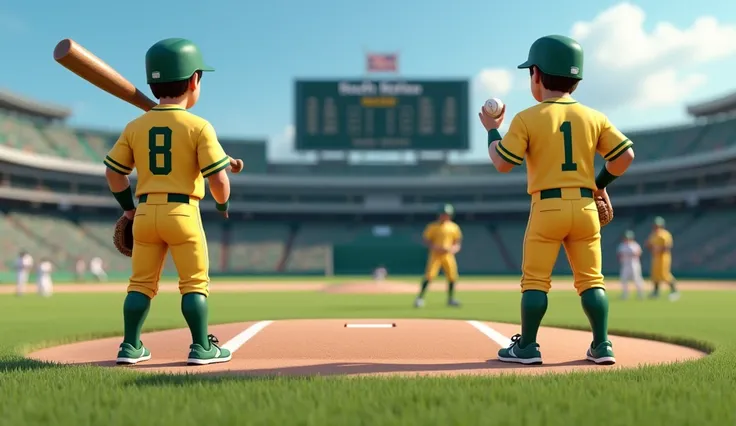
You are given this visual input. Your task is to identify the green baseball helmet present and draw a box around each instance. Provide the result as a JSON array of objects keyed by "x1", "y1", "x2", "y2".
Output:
[
  {"x1": 518, "y1": 35, "x2": 584, "y2": 80},
  {"x1": 624, "y1": 230, "x2": 635, "y2": 239},
  {"x1": 439, "y1": 204, "x2": 455, "y2": 217},
  {"x1": 145, "y1": 38, "x2": 214, "y2": 84},
  {"x1": 654, "y1": 216, "x2": 666, "y2": 226}
]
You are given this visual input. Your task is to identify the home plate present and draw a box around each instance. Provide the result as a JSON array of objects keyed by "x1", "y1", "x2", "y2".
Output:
[{"x1": 344, "y1": 323, "x2": 396, "y2": 328}]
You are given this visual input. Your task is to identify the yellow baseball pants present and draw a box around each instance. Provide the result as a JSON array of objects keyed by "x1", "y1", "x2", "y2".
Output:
[
  {"x1": 650, "y1": 254, "x2": 674, "y2": 282},
  {"x1": 521, "y1": 187, "x2": 605, "y2": 295},
  {"x1": 128, "y1": 193, "x2": 210, "y2": 299},
  {"x1": 424, "y1": 253, "x2": 459, "y2": 282}
]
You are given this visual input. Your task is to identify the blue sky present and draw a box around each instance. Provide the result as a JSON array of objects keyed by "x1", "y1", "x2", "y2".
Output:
[{"x1": 1, "y1": 0, "x2": 735, "y2": 162}]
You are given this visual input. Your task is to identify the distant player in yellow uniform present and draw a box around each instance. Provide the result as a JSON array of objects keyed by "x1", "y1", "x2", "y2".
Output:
[
  {"x1": 480, "y1": 35, "x2": 635, "y2": 365},
  {"x1": 414, "y1": 204, "x2": 462, "y2": 308},
  {"x1": 104, "y1": 38, "x2": 233, "y2": 366},
  {"x1": 646, "y1": 216, "x2": 680, "y2": 301}
]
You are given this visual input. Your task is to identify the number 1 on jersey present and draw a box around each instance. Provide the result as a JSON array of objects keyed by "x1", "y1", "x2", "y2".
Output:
[
  {"x1": 149, "y1": 127, "x2": 172, "y2": 175},
  {"x1": 559, "y1": 121, "x2": 578, "y2": 172}
]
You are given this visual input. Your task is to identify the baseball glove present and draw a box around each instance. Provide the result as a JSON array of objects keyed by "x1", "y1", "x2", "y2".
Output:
[
  {"x1": 596, "y1": 196, "x2": 613, "y2": 227},
  {"x1": 113, "y1": 215, "x2": 134, "y2": 257}
]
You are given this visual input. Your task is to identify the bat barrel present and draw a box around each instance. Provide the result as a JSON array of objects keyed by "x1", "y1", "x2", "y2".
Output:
[{"x1": 53, "y1": 39, "x2": 74, "y2": 61}]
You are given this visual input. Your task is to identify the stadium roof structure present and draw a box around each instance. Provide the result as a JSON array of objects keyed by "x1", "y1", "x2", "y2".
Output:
[
  {"x1": 0, "y1": 89, "x2": 71, "y2": 120},
  {"x1": 686, "y1": 90, "x2": 736, "y2": 118}
]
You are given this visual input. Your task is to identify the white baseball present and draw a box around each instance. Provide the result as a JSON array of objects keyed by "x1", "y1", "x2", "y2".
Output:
[{"x1": 483, "y1": 98, "x2": 504, "y2": 119}]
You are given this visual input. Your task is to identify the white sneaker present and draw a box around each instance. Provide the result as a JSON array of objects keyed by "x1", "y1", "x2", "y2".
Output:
[
  {"x1": 668, "y1": 292, "x2": 681, "y2": 302},
  {"x1": 414, "y1": 298, "x2": 425, "y2": 308}
]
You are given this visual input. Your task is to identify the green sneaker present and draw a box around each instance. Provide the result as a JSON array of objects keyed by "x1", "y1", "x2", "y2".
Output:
[
  {"x1": 497, "y1": 334, "x2": 543, "y2": 365},
  {"x1": 116, "y1": 342, "x2": 151, "y2": 365},
  {"x1": 187, "y1": 334, "x2": 232, "y2": 366},
  {"x1": 586, "y1": 340, "x2": 616, "y2": 365}
]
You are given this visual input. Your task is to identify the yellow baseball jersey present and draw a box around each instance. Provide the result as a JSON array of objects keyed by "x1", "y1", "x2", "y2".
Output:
[
  {"x1": 495, "y1": 97, "x2": 633, "y2": 194},
  {"x1": 647, "y1": 229, "x2": 673, "y2": 255},
  {"x1": 103, "y1": 105, "x2": 229, "y2": 199},
  {"x1": 423, "y1": 221, "x2": 462, "y2": 250}
]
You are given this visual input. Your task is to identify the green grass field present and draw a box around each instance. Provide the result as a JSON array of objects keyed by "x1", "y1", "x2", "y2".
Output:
[{"x1": 1, "y1": 283, "x2": 734, "y2": 426}]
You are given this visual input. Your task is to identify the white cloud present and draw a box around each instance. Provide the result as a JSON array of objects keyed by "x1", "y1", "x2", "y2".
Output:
[
  {"x1": 635, "y1": 69, "x2": 707, "y2": 108},
  {"x1": 475, "y1": 68, "x2": 514, "y2": 97},
  {"x1": 570, "y1": 2, "x2": 736, "y2": 110},
  {"x1": 267, "y1": 124, "x2": 315, "y2": 162}
]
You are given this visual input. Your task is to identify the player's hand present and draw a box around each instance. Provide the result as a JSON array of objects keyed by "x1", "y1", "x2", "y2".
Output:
[
  {"x1": 478, "y1": 104, "x2": 506, "y2": 131},
  {"x1": 123, "y1": 209, "x2": 135, "y2": 220},
  {"x1": 229, "y1": 158, "x2": 244, "y2": 174},
  {"x1": 594, "y1": 188, "x2": 613, "y2": 216}
]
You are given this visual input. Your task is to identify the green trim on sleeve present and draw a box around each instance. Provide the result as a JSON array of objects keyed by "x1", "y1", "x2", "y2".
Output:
[
  {"x1": 202, "y1": 161, "x2": 230, "y2": 178},
  {"x1": 603, "y1": 139, "x2": 632, "y2": 160},
  {"x1": 496, "y1": 142, "x2": 523, "y2": 165},
  {"x1": 104, "y1": 159, "x2": 131, "y2": 175},
  {"x1": 201, "y1": 156, "x2": 229, "y2": 175},
  {"x1": 495, "y1": 145, "x2": 522, "y2": 166},
  {"x1": 607, "y1": 141, "x2": 634, "y2": 162},
  {"x1": 104, "y1": 156, "x2": 133, "y2": 175}
]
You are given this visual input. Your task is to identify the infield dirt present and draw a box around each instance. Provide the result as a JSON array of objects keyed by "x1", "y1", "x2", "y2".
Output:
[{"x1": 29, "y1": 318, "x2": 706, "y2": 377}]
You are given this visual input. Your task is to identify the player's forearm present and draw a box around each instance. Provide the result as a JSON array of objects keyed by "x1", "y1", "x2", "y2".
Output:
[
  {"x1": 105, "y1": 169, "x2": 135, "y2": 211},
  {"x1": 105, "y1": 168, "x2": 130, "y2": 192},
  {"x1": 207, "y1": 170, "x2": 231, "y2": 204},
  {"x1": 488, "y1": 140, "x2": 514, "y2": 173}
]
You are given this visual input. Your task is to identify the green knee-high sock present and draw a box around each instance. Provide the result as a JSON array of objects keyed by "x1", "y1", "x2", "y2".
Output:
[
  {"x1": 418, "y1": 280, "x2": 430, "y2": 298},
  {"x1": 669, "y1": 280, "x2": 678, "y2": 293},
  {"x1": 181, "y1": 293, "x2": 210, "y2": 349},
  {"x1": 448, "y1": 281, "x2": 455, "y2": 300},
  {"x1": 581, "y1": 288, "x2": 609, "y2": 346},
  {"x1": 123, "y1": 291, "x2": 151, "y2": 348},
  {"x1": 520, "y1": 290, "x2": 548, "y2": 347},
  {"x1": 652, "y1": 282, "x2": 660, "y2": 295}
]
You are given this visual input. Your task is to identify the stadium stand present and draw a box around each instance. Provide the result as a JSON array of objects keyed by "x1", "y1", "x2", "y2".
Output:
[
  {"x1": 2, "y1": 101, "x2": 736, "y2": 175},
  {"x1": 227, "y1": 222, "x2": 291, "y2": 272},
  {"x1": 1, "y1": 88, "x2": 735, "y2": 280}
]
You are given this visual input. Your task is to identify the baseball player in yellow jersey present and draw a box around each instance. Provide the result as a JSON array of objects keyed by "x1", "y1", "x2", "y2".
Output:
[
  {"x1": 104, "y1": 38, "x2": 234, "y2": 366},
  {"x1": 480, "y1": 35, "x2": 636, "y2": 365},
  {"x1": 414, "y1": 204, "x2": 463, "y2": 308},
  {"x1": 646, "y1": 216, "x2": 680, "y2": 301}
]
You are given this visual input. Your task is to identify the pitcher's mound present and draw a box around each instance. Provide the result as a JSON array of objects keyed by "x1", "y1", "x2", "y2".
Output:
[{"x1": 28, "y1": 319, "x2": 706, "y2": 377}]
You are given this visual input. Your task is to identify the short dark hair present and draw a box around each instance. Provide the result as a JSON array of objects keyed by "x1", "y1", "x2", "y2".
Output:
[
  {"x1": 531, "y1": 67, "x2": 579, "y2": 94},
  {"x1": 149, "y1": 71, "x2": 202, "y2": 99}
]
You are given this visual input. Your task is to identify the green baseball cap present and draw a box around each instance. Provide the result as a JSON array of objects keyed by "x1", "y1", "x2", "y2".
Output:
[
  {"x1": 439, "y1": 204, "x2": 455, "y2": 216},
  {"x1": 624, "y1": 230, "x2": 635, "y2": 239},
  {"x1": 654, "y1": 216, "x2": 665, "y2": 226},
  {"x1": 518, "y1": 35, "x2": 584, "y2": 80},
  {"x1": 145, "y1": 38, "x2": 214, "y2": 84}
]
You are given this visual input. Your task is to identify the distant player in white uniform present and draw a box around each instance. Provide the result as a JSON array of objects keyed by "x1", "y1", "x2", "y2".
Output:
[
  {"x1": 16, "y1": 251, "x2": 33, "y2": 296},
  {"x1": 37, "y1": 258, "x2": 53, "y2": 297},
  {"x1": 75, "y1": 257, "x2": 87, "y2": 282},
  {"x1": 89, "y1": 257, "x2": 107, "y2": 282},
  {"x1": 617, "y1": 231, "x2": 644, "y2": 300},
  {"x1": 373, "y1": 265, "x2": 388, "y2": 282}
]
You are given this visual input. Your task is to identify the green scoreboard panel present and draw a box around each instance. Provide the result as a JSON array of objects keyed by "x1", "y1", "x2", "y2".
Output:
[{"x1": 294, "y1": 80, "x2": 469, "y2": 151}]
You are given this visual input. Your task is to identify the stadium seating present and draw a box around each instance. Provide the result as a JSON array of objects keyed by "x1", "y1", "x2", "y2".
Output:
[
  {"x1": 1, "y1": 108, "x2": 735, "y2": 173},
  {"x1": 227, "y1": 222, "x2": 291, "y2": 272},
  {"x1": 0, "y1": 206, "x2": 732, "y2": 277}
]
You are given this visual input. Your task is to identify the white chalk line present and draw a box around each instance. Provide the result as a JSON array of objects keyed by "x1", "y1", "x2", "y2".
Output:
[
  {"x1": 466, "y1": 320, "x2": 512, "y2": 348},
  {"x1": 221, "y1": 320, "x2": 274, "y2": 353},
  {"x1": 345, "y1": 324, "x2": 395, "y2": 328}
]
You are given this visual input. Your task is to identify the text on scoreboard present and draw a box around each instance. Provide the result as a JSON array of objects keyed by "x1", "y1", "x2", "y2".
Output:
[{"x1": 294, "y1": 80, "x2": 469, "y2": 151}]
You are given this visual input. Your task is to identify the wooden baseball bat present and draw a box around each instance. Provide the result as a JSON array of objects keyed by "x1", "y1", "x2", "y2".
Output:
[{"x1": 53, "y1": 38, "x2": 243, "y2": 173}]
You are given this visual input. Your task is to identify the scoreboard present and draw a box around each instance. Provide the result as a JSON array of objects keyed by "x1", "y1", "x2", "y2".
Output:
[{"x1": 294, "y1": 79, "x2": 469, "y2": 151}]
